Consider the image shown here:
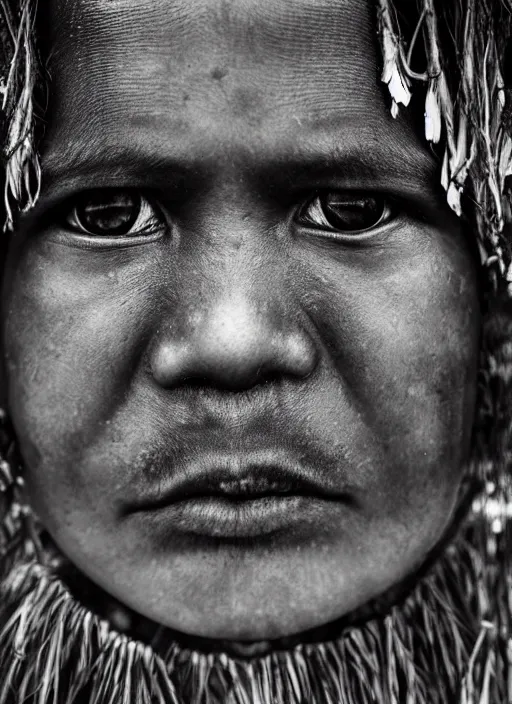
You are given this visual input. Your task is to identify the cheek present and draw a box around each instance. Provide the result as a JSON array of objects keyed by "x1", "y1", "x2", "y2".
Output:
[
  {"x1": 300, "y1": 228, "x2": 480, "y2": 517},
  {"x1": 2, "y1": 242, "x2": 159, "y2": 479}
]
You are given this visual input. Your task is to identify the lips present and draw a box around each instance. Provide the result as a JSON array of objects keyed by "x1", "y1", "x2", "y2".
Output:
[
  {"x1": 128, "y1": 451, "x2": 352, "y2": 539},
  {"x1": 144, "y1": 463, "x2": 336, "y2": 506}
]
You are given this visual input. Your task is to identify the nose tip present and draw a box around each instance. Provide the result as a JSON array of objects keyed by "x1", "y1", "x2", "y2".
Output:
[
  {"x1": 152, "y1": 330, "x2": 317, "y2": 390},
  {"x1": 150, "y1": 304, "x2": 318, "y2": 391}
]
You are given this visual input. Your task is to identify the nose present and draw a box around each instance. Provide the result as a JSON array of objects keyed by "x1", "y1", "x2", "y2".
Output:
[{"x1": 150, "y1": 287, "x2": 318, "y2": 392}]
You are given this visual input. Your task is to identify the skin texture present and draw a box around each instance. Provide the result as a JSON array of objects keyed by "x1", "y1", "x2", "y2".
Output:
[{"x1": 1, "y1": 0, "x2": 480, "y2": 641}]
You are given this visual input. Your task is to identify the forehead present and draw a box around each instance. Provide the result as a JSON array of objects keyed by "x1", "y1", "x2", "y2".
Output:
[{"x1": 42, "y1": 0, "x2": 434, "y2": 190}]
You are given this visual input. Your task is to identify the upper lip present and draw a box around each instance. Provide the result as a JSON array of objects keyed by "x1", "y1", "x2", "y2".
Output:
[{"x1": 131, "y1": 451, "x2": 347, "y2": 511}]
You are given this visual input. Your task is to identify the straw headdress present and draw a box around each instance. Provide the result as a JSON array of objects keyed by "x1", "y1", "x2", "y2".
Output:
[{"x1": 2, "y1": 1, "x2": 512, "y2": 702}]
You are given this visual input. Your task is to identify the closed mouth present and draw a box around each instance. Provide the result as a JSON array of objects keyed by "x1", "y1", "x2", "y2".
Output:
[
  {"x1": 134, "y1": 457, "x2": 343, "y2": 509},
  {"x1": 128, "y1": 452, "x2": 352, "y2": 538}
]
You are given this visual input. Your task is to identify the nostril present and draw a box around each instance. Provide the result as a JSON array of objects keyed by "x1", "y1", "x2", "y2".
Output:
[
  {"x1": 176, "y1": 376, "x2": 213, "y2": 389},
  {"x1": 166, "y1": 359, "x2": 313, "y2": 394},
  {"x1": 151, "y1": 332, "x2": 318, "y2": 391},
  {"x1": 173, "y1": 374, "x2": 273, "y2": 393}
]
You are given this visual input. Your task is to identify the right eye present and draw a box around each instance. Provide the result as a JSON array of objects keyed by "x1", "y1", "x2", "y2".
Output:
[
  {"x1": 297, "y1": 192, "x2": 393, "y2": 236},
  {"x1": 65, "y1": 190, "x2": 165, "y2": 238}
]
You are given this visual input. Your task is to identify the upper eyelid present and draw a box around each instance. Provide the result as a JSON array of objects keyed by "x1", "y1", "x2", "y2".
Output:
[
  {"x1": 69, "y1": 191, "x2": 163, "y2": 227},
  {"x1": 35, "y1": 187, "x2": 158, "y2": 217}
]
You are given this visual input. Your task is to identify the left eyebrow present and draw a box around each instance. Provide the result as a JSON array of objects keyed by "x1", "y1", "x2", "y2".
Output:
[{"x1": 257, "y1": 134, "x2": 440, "y2": 204}]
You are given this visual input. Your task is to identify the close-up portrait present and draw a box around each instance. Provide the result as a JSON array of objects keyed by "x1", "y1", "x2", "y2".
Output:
[{"x1": 0, "y1": 0, "x2": 512, "y2": 702}]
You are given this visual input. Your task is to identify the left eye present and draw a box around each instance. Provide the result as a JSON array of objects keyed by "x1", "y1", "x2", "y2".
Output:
[
  {"x1": 297, "y1": 192, "x2": 392, "y2": 234},
  {"x1": 65, "y1": 190, "x2": 164, "y2": 238}
]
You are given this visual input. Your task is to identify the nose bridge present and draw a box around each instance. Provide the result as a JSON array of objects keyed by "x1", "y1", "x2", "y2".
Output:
[
  {"x1": 195, "y1": 264, "x2": 285, "y2": 357},
  {"x1": 188, "y1": 212, "x2": 281, "y2": 328},
  {"x1": 150, "y1": 245, "x2": 318, "y2": 390}
]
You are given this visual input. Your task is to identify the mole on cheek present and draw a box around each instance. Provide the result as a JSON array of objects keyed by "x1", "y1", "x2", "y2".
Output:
[{"x1": 210, "y1": 66, "x2": 229, "y2": 81}]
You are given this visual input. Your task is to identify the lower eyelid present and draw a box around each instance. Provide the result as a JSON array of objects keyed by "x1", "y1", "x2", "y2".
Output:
[
  {"x1": 295, "y1": 211, "x2": 411, "y2": 250},
  {"x1": 44, "y1": 228, "x2": 166, "y2": 251}
]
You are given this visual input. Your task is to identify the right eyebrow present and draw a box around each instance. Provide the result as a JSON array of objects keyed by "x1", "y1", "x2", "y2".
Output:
[{"x1": 40, "y1": 142, "x2": 205, "y2": 202}]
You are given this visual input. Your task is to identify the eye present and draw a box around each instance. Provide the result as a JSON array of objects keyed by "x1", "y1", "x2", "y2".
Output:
[
  {"x1": 297, "y1": 192, "x2": 393, "y2": 235},
  {"x1": 65, "y1": 190, "x2": 164, "y2": 238}
]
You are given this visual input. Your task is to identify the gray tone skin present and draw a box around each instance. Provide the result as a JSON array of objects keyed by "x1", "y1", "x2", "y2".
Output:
[{"x1": 1, "y1": 0, "x2": 480, "y2": 642}]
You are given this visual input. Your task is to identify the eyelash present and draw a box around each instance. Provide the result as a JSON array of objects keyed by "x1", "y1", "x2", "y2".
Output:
[
  {"x1": 68, "y1": 197, "x2": 161, "y2": 236},
  {"x1": 295, "y1": 192, "x2": 395, "y2": 239},
  {"x1": 43, "y1": 188, "x2": 399, "y2": 246},
  {"x1": 54, "y1": 190, "x2": 167, "y2": 244}
]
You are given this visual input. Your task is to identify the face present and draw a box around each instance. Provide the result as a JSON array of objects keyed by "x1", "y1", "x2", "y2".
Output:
[{"x1": 1, "y1": 0, "x2": 480, "y2": 641}]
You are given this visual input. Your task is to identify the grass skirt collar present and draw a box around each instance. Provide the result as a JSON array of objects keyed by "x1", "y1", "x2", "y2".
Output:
[{"x1": 0, "y1": 478, "x2": 509, "y2": 704}]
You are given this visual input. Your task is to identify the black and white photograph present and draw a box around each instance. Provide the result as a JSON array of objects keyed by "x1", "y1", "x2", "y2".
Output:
[{"x1": 0, "y1": 1, "x2": 511, "y2": 702}]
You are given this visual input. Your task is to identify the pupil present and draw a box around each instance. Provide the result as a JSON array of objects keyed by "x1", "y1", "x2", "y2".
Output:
[
  {"x1": 324, "y1": 194, "x2": 383, "y2": 231},
  {"x1": 76, "y1": 192, "x2": 141, "y2": 236}
]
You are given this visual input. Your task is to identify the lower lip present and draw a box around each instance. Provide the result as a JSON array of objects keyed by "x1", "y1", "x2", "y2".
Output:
[{"x1": 140, "y1": 495, "x2": 333, "y2": 539}]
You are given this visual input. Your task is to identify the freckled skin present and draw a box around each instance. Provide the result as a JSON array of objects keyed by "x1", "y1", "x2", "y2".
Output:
[{"x1": 1, "y1": 0, "x2": 480, "y2": 641}]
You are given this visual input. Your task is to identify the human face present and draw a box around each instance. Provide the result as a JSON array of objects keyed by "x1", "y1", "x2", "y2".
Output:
[{"x1": 1, "y1": 0, "x2": 480, "y2": 641}]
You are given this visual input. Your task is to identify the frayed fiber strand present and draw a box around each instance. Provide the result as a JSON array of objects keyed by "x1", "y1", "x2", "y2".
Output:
[{"x1": 0, "y1": 509, "x2": 508, "y2": 703}]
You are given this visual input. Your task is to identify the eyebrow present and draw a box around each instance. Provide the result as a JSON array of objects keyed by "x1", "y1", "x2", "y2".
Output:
[
  {"x1": 262, "y1": 141, "x2": 438, "y2": 194},
  {"x1": 42, "y1": 144, "x2": 199, "y2": 194},
  {"x1": 40, "y1": 125, "x2": 439, "y2": 203}
]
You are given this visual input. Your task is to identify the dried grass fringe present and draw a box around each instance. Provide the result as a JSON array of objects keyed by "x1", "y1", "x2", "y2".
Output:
[
  {"x1": 377, "y1": 0, "x2": 512, "y2": 292},
  {"x1": 0, "y1": 0, "x2": 40, "y2": 232},
  {"x1": 0, "y1": 512, "x2": 508, "y2": 704}
]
